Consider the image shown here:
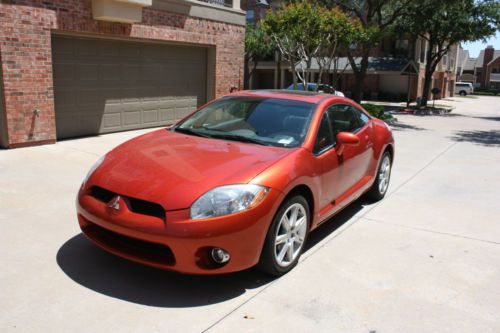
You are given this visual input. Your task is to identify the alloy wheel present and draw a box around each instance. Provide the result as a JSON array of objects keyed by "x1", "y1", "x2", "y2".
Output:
[
  {"x1": 274, "y1": 203, "x2": 308, "y2": 267},
  {"x1": 378, "y1": 155, "x2": 391, "y2": 195}
]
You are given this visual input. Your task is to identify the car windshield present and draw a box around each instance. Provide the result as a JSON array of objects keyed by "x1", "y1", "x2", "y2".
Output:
[{"x1": 174, "y1": 96, "x2": 315, "y2": 148}]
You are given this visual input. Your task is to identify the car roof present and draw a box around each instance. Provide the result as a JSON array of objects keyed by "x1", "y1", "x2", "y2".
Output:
[{"x1": 228, "y1": 89, "x2": 339, "y2": 104}]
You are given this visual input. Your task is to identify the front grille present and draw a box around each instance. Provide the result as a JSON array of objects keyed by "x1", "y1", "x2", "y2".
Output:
[
  {"x1": 83, "y1": 222, "x2": 175, "y2": 266},
  {"x1": 90, "y1": 186, "x2": 115, "y2": 203},
  {"x1": 89, "y1": 186, "x2": 166, "y2": 220}
]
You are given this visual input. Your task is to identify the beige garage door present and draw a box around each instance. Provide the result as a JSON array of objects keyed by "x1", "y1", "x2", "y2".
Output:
[{"x1": 52, "y1": 35, "x2": 208, "y2": 139}]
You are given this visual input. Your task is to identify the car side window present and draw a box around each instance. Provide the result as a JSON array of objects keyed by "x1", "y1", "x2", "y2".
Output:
[
  {"x1": 352, "y1": 106, "x2": 370, "y2": 126},
  {"x1": 313, "y1": 112, "x2": 334, "y2": 155},
  {"x1": 327, "y1": 104, "x2": 362, "y2": 134}
]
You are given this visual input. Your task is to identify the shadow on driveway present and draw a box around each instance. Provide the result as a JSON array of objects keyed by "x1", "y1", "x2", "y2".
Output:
[
  {"x1": 57, "y1": 199, "x2": 368, "y2": 307},
  {"x1": 390, "y1": 122, "x2": 427, "y2": 131},
  {"x1": 449, "y1": 130, "x2": 500, "y2": 147}
]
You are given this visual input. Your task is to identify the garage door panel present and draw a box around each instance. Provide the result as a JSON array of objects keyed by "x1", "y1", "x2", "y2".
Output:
[
  {"x1": 54, "y1": 89, "x2": 76, "y2": 108},
  {"x1": 53, "y1": 35, "x2": 208, "y2": 139},
  {"x1": 159, "y1": 109, "x2": 176, "y2": 122},
  {"x1": 100, "y1": 64, "x2": 121, "y2": 81},
  {"x1": 123, "y1": 111, "x2": 141, "y2": 126},
  {"x1": 77, "y1": 64, "x2": 99, "y2": 81},
  {"x1": 76, "y1": 39, "x2": 99, "y2": 56},
  {"x1": 53, "y1": 63, "x2": 74, "y2": 82},
  {"x1": 143, "y1": 110, "x2": 159, "y2": 123},
  {"x1": 102, "y1": 113, "x2": 122, "y2": 129}
]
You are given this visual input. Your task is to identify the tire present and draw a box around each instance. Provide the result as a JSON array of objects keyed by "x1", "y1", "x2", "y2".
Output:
[
  {"x1": 459, "y1": 91, "x2": 466, "y2": 96},
  {"x1": 258, "y1": 195, "x2": 310, "y2": 276},
  {"x1": 366, "y1": 151, "x2": 392, "y2": 201}
]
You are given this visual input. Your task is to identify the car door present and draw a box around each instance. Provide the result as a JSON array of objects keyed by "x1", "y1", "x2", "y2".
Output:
[
  {"x1": 312, "y1": 111, "x2": 343, "y2": 212},
  {"x1": 325, "y1": 104, "x2": 374, "y2": 205}
]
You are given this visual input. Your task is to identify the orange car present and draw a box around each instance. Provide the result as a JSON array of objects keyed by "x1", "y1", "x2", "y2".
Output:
[{"x1": 77, "y1": 90, "x2": 394, "y2": 276}]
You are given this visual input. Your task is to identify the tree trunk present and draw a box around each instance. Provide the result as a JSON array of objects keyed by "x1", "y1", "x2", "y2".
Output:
[
  {"x1": 291, "y1": 58, "x2": 298, "y2": 89},
  {"x1": 349, "y1": 47, "x2": 370, "y2": 103},
  {"x1": 276, "y1": 52, "x2": 282, "y2": 89},
  {"x1": 244, "y1": 55, "x2": 250, "y2": 90},
  {"x1": 421, "y1": 67, "x2": 433, "y2": 107},
  {"x1": 421, "y1": 41, "x2": 437, "y2": 107}
]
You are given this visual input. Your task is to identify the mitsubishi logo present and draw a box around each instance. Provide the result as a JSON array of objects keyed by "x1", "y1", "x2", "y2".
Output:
[{"x1": 108, "y1": 195, "x2": 121, "y2": 211}]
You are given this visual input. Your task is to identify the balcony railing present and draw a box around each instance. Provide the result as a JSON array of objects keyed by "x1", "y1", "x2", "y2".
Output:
[{"x1": 199, "y1": 0, "x2": 233, "y2": 8}]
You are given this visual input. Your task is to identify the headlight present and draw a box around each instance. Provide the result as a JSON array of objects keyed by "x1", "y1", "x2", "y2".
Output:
[
  {"x1": 190, "y1": 184, "x2": 269, "y2": 220},
  {"x1": 83, "y1": 155, "x2": 105, "y2": 185}
]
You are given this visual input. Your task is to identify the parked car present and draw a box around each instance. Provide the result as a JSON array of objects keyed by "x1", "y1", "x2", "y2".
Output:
[
  {"x1": 287, "y1": 82, "x2": 345, "y2": 97},
  {"x1": 77, "y1": 90, "x2": 394, "y2": 276},
  {"x1": 455, "y1": 82, "x2": 474, "y2": 96}
]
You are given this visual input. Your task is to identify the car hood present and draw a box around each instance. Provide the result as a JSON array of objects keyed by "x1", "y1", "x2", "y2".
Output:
[{"x1": 91, "y1": 129, "x2": 292, "y2": 210}]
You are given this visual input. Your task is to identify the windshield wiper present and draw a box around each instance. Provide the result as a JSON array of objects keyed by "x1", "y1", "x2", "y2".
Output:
[
  {"x1": 209, "y1": 133, "x2": 272, "y2": 146},
  {"x1": 174, "y1": 127, "x2": 212, "y2": 138}
]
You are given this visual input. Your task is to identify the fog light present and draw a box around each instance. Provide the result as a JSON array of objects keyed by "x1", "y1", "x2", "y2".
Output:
[{"x1": 211, "y1": 247, "x2": 230, "y2": 264}]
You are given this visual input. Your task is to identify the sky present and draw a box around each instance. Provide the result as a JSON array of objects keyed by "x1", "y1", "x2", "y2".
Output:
[{"x1": 462, "y1": 31, "x2": 500, "y2": 58}]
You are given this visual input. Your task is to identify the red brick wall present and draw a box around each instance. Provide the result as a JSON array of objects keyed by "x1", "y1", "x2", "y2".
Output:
[
  {"x1": 481, "y1": 47, "x2": 495, "y2": 87},
  {"x1": 0, "y1": 0, "x2": 245, "y2": 148},
  {"x1": 486, "y1": 56, "x2": 500, "y2": 88}
]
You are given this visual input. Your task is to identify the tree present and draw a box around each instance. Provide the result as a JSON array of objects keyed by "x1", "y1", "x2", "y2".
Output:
[
  {"x1": 321, "y1": 0, "x2": 412, "y2": 102},
  {"x1": 244, "y1": 23, "x2": 276, "y2": 89},
  {"x1": 399, "y1": 0, "x2": 499, "y2": 107},
  {"x1": 312, "y1": 7, "x2": 358, "y2": 90},
  {"x1": 261, "y1": 2, "x2": 323, "y2": 89},
  {"x1": 261, "y1": 1, "x2": 357, "y2": 90}
]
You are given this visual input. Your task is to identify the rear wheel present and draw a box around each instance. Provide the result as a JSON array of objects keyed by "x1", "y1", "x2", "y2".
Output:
[
  {"x1": 459, "y1": 91, "x2": 466, "y2": 96},
  {"x1": 258, "y1": 195, "x2": 310, "y2": 276},
  {"x1": 366, "y1": 151, "x2": 392, "y2": 201}
]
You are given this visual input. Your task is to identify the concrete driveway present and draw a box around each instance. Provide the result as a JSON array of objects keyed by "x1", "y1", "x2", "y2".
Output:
[{"x1": 1, "y1": 96, "x2": 499, "y2": 333}]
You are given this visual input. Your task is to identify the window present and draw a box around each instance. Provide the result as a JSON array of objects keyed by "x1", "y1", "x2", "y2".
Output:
[
  {"x1": 313, "y1": 113, "x2": 334, "y2": 154},
  {"x1": 327, "y1": 104, "x2": 363, "y2": 134},
  {"x1": 246, "y1": 10, "x2": 254, "y2": 23},
  {"x1": 176, "y1": 97, "x2": 315, "y2": 148},
  {"x1": 394, "y1": 39, "x2": 409, "y2": 58},
  {"x1": 354, "y1": 107, "x2": 370, "y2": 126}
]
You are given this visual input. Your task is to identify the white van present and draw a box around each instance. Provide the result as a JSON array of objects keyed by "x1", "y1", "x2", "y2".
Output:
[{"x1": 455, "y1": 82, "x2": 474, "y2": 96}]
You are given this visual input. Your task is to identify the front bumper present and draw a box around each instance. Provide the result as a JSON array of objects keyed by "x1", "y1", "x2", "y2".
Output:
[{"x1": 76, "y1": 187, "x2": 283, "y2": 274}]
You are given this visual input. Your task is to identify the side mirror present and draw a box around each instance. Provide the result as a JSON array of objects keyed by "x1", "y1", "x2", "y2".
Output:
[{"x1": 336, "y1": 132, "x2": 359, "y2": 155}]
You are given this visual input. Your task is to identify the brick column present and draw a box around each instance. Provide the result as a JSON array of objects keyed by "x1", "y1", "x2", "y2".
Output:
[{"x1": 0, "y1": 4, "x2": 57, "y2": 147}]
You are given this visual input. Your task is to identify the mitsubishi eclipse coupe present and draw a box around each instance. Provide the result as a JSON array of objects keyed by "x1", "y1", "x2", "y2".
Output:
[{"x1": 76, "y1": 90, "x2": 394, "y2": 276}]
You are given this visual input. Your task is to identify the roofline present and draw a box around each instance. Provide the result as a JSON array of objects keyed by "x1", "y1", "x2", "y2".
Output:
[{"x1": 486, "y1": 55, "x2": 500, "y2": 67}]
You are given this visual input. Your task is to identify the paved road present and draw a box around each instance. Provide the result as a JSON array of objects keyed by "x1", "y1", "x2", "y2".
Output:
[{"x1": 1, "y1": 96, "x2": 499, "y2": 332}]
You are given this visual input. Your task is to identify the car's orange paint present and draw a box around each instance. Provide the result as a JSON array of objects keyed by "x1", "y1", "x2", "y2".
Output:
[{"x1": 77, "y1": 91, "x2": 394, "y2": 274}]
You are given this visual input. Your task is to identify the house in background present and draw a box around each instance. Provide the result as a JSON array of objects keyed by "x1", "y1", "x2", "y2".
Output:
[
  {"x1": 241, "y1": 0, "x2": 458, "y2": 102},
  {"x1": 0, "y1": 0, "x2": 245, "y2": 148},
  {"x1": 458, "y1": 46, "x2": 500, "y2": 89}
]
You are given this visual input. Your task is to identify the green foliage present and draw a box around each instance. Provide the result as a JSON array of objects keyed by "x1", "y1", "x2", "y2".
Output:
[
  {"x1": 245, "y1": 23, "x2": 275, "y2": 61},
  {"x1": 261, "y1": 1, "x2": 359, "y2": 87},
  {"x1": 361, "y1": 103, "x2": 386, "y2": 119},
  {"x1": 398, "y1": 0, "x2": 499, "y2": 46},
  {"x1": 396, "y1": 0, "x2": 500, "y2": 106},
  {"x1": 261, "y1": 1, "x2": 323, "y2": 56}
]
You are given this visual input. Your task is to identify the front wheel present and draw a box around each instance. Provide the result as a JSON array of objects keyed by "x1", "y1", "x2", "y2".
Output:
[
  {"x1": 258, "y1": 195, "x2": 310, "y2": 276},
  {"x1": 366, "y1": 151, "x2": 392, "y2": 201}
]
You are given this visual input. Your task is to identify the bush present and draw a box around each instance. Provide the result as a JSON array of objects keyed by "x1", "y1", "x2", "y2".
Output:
[{"x1": 361, "y1": 103, "x2": 385, "y2": 118}]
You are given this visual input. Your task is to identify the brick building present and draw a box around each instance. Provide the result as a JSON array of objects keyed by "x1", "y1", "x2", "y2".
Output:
[
  {"x1": 247, "y1": 36, "x2": 458, "y2": 102},
  {"x1": 0, "y1": 0, "x2": 245, "y2": 148},
  {"x1": 458, "y1": 46, "x2": 500, "y2": 90},
  {"x1": 242, "y1": 0, "x2": 458, "y2": 102}
]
